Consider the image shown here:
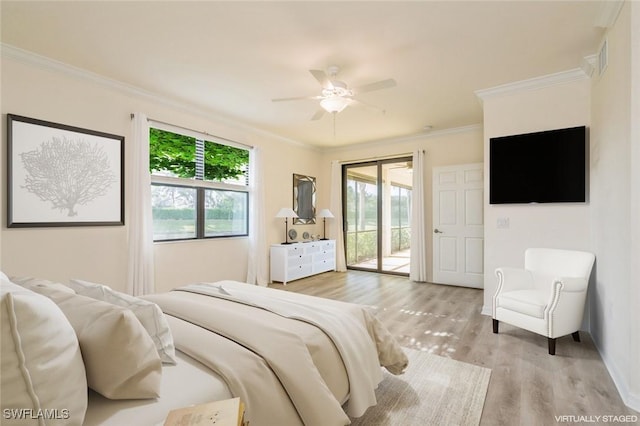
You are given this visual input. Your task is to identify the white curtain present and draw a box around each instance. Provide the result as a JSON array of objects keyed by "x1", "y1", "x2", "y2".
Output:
[
  {"x1": 127, "y1": 113, "x2": 155, "y2": 296},
  {"x1": 330, "y1": 160, "x2": 347, "y2": 272},
  {"x1": 410, "y1": 149, "x2": 428, "y2": 282},
  {"x1": 246, "y1": 147, "x2": 268, "y2": 286}
]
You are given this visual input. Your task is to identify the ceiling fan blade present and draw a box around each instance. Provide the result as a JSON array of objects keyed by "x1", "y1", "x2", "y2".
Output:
[
  {"x1": 353, "y1": 78, "x2": 397, "y2": 94},
  {"x1": 311, "y1": 109, "x2": 326, "y2": 121},
  {"x1": 272, "y1": 95, "x2": 321, "y2": 102},
  {"x1": 309, "y1": 69, "x2": 333, "y2": 89}
]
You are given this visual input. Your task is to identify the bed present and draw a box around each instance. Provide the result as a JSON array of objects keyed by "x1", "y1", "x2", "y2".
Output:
[
  {"x1": 1, "y1": 275, "x2": 408, "y2": 426},
  {"x1": 84, "y1": 351, "x2": 232, "y2": 426}
]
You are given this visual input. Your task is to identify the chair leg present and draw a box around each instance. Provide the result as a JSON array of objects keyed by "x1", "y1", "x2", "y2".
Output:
[
  {"x1": 572, "y1": 331, "x2": 581, "y2": 342},
  {"x1": 548, "y1": 338, "x2": 556, "y2": 355},
  {"x1": 492, "y1": 319, "x2": 499, "y2": 334}
]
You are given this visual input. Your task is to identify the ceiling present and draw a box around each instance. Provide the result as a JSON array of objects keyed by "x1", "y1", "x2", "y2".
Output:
[{"x1": 1, "y1": 1, "x2": 606, "y2": 148}]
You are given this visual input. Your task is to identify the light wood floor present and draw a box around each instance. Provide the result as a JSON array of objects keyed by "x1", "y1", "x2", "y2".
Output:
[{"x1": 270, "y1": 270, "x2": 639, "y2": 425}]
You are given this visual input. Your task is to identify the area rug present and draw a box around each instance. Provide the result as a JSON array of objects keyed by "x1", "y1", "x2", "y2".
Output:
[{"x1": 350, "y1": 349, "x2": 491, "y2": 426}]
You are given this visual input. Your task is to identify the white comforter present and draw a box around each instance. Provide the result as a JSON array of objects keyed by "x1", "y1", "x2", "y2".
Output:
[{"x1": 143, "y1": 281, "x2": 407, "y2": 426}]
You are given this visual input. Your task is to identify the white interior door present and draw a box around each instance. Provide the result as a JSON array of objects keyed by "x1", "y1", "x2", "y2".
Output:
[{"x1": 432, "y1": 163, "x2": 484, "y2": 288}]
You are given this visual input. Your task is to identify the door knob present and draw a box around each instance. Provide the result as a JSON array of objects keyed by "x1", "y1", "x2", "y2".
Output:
[{"x1": 434, "y1": 229, "x2": 443, "y2": 234}]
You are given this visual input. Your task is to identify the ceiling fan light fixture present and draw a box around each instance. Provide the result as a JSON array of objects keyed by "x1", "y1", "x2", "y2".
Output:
[{"x1": 320, "y1": 96, "x2": 350, "y2": 113}]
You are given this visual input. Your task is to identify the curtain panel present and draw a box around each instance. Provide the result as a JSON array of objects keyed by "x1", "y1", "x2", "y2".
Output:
[
  {"x1": 127, "y1": 113, "x2": 155, "y2": 295},
  {"x1": 246, "y1": 147, "x2": 268, "y2": 286},
  {"x1": 410, "y1": 150, "x2": 428, "y2": 282},
  {"x1": 330, "y1": 160, "x2": 347, "y2": 272}
]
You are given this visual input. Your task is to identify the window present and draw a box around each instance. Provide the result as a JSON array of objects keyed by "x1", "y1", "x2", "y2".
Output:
[
  {"x1": 149, "y1": 127, "x2": 250, "y2": 241},
  {"x1": 390, "y1": 184, "x2": 411, "y2": 252}
]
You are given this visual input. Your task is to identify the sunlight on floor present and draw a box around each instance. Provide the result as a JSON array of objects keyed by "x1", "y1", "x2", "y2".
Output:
[{"x1": 351, "y1": 249, "x2": 410, "y2": 273}]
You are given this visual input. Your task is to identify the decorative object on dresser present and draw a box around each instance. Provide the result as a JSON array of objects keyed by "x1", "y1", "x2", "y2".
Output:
[
  {"x1": 270, "y1": 239, "x2": 336, "y2": 284},
  {"x1": 275, "y1": 207, "x2": 298, "y2": 244},
  {"x1": 293, "y1": 173, "x2": 316, "y2": 224},
  {"x1": 316, "y1": 208, "x2": 334, "y2": 240}
]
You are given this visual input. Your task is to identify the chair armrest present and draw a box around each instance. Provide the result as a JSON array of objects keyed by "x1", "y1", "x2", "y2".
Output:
[
  {"x1": 494, "y1": 267, "x2": 534, "y2": 294},
  {"x1": 492, "y1": 267, "x2": 535, "y2": 318},
  {"x1": 545, "y1": 276, "x2": 590, "y2": 336},
  {"x1": 553, "y1": 276, "x2": 588, "y2": 292}
]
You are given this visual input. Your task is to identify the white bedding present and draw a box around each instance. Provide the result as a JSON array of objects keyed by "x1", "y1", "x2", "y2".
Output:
[
  {"x1": 143, "y1": 281, "x2": 408, "y2": 426},
  {"x1": 83, "y1": 350, "x2": 232, "y2": 426},
  {"x1": 2, "y1": 276, "x2": 406, "y2": 426}
]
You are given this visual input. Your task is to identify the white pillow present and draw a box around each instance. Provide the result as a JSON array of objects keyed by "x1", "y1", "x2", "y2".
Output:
[
  {"x1": 1, "y1": 281, "x2": 87, "y2": 426},
  {"x1": 30, "y1": 286, "x2": 162, "y2": 400},
  {"x1": 11, "y1": 276, "x2": 76, "y2": 294},
  {"x1": 68, "y1": 279, "x2": 177, "y2": 364}
]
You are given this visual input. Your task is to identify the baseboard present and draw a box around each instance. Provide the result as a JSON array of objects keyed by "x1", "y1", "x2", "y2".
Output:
[
  {"x1": 481, "y1": 305, "x2": 492, "y2": 316},
  {"x1": 592, "y1": 337, "x2": 640, "y2": 412}
]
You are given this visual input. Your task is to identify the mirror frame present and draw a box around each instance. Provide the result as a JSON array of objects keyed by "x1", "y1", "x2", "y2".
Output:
[{"x1": 293, "y1": 173, "x2": 316, "y2": 224}]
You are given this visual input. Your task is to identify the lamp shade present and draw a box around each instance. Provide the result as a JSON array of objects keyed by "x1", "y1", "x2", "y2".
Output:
[
  {"x1": 320, "y1": 97, "x2": 350, "y2": 113},
  {"x1": 317, "y1": 209, "x2": 334, "y2": 218},
  {"x1": 276, "y1": 207, "x2": 298, "y2": 218}
]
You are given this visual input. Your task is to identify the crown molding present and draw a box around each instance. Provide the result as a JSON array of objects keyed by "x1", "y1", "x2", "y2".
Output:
[
  {"x1": 474, "y1": 68, "x2": 590, "y2": 104},
  {"x1": 324, "y1": 123, "x2": 483, "y2": 154},
  {"x1": 594, "y1": 0, "x2": 624, "y2": 29},
  {"x1": 1, "y1": 43, "x2": 309, "y2": 149},
  {"x1": 2, "y1": 42, "x2": 162, "y2": 103},
  {"x1": 581, "y1": 54, "x2": 598, "y2": 78},
  {"x1": 2, "y1": 43, "x2": 478, "y2": 153}
]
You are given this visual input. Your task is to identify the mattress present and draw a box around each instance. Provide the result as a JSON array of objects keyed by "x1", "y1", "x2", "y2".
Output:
[{"x1": 83, "y1": 350, "x2": 232, "y2": 426}]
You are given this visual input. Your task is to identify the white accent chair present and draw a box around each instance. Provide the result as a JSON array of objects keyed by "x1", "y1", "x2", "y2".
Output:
[{"x1": 492, "y1": 248, "x2": 595, "y2": 355}]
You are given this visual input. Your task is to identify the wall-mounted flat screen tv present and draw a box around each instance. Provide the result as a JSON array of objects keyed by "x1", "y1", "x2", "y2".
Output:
[{"x1": 490, "y1": 126, "x2": 587, "y2": 204}]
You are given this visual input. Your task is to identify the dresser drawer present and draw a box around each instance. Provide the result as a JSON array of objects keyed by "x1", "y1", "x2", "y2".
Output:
[
  {"x1": 303, "y1": 243, "x2": 321, "y2": 254},
  {"x1": 288, "y1": 254, "x2": 311, "y2": 267},
  {"x1": 318, "y1": 240, "x2": 335, "y2": 250},
  {"x1": 286, "y1": 245, "x2": 304, "y2": 256},
  {"x1": 313, "y1": 259, "x2": 335, "y2": 274},
  {"x1": 315, "y1": 250, "x2": 334, "y2": 261},
  {"x1": 288, "y1": 264, "x2": 313, "y2": 280}
]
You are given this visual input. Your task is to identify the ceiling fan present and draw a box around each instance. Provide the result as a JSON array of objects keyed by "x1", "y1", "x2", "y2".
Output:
[{"x1": 272, "y1": 65, "x2": 396, "y2": 120}]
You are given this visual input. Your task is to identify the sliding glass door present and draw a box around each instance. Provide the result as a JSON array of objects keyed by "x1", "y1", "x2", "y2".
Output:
[
  {"x1": 343, "y1": 157, "x2": 412, "y2": 275},
  {"x1": 344, "y1": 163, "x2": 378, "y2": 271}
]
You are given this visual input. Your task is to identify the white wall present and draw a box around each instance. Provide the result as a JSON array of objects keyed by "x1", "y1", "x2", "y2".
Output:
[
  {"x1": 589, "y1": 1, "x2": 640, "y2": 411},
  {"x1": 480, "y1": 77, "x2": 592, "y2": 314},
  {"x1": 320, "y1": 126, "x2": 484, "y2": 283},
  {"x1": 0, "y1": 47, "x2": 482, "y2": 292},
  {"x1": 0, "y1": 50, "x2": 324, "y2": 293},
  {"x1": 630, "y1": 1, "x2": 640, "y2": 409},
  {"x1": 479, "y1": 2, "x2": 639, "y2": 411}
]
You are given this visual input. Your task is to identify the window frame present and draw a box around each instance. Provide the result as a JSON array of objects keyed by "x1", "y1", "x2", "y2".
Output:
[{"x1": 149, "y1": 123, "x2": 250, "y2": 242}]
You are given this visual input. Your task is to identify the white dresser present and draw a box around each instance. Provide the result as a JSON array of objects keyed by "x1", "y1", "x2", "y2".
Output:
[{"x1": 270, "y1": 240, "x2": 336, "y2": 284}]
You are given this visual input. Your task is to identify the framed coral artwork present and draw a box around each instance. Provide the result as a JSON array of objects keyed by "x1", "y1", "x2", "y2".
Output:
[{"x1": 7, "y1": 114, "x2": 124, "y2": 227}]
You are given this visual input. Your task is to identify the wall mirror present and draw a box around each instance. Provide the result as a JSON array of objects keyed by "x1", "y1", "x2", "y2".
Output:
[{"x1": 293, "y1": 173, "x2": 316, "y2": 224}]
